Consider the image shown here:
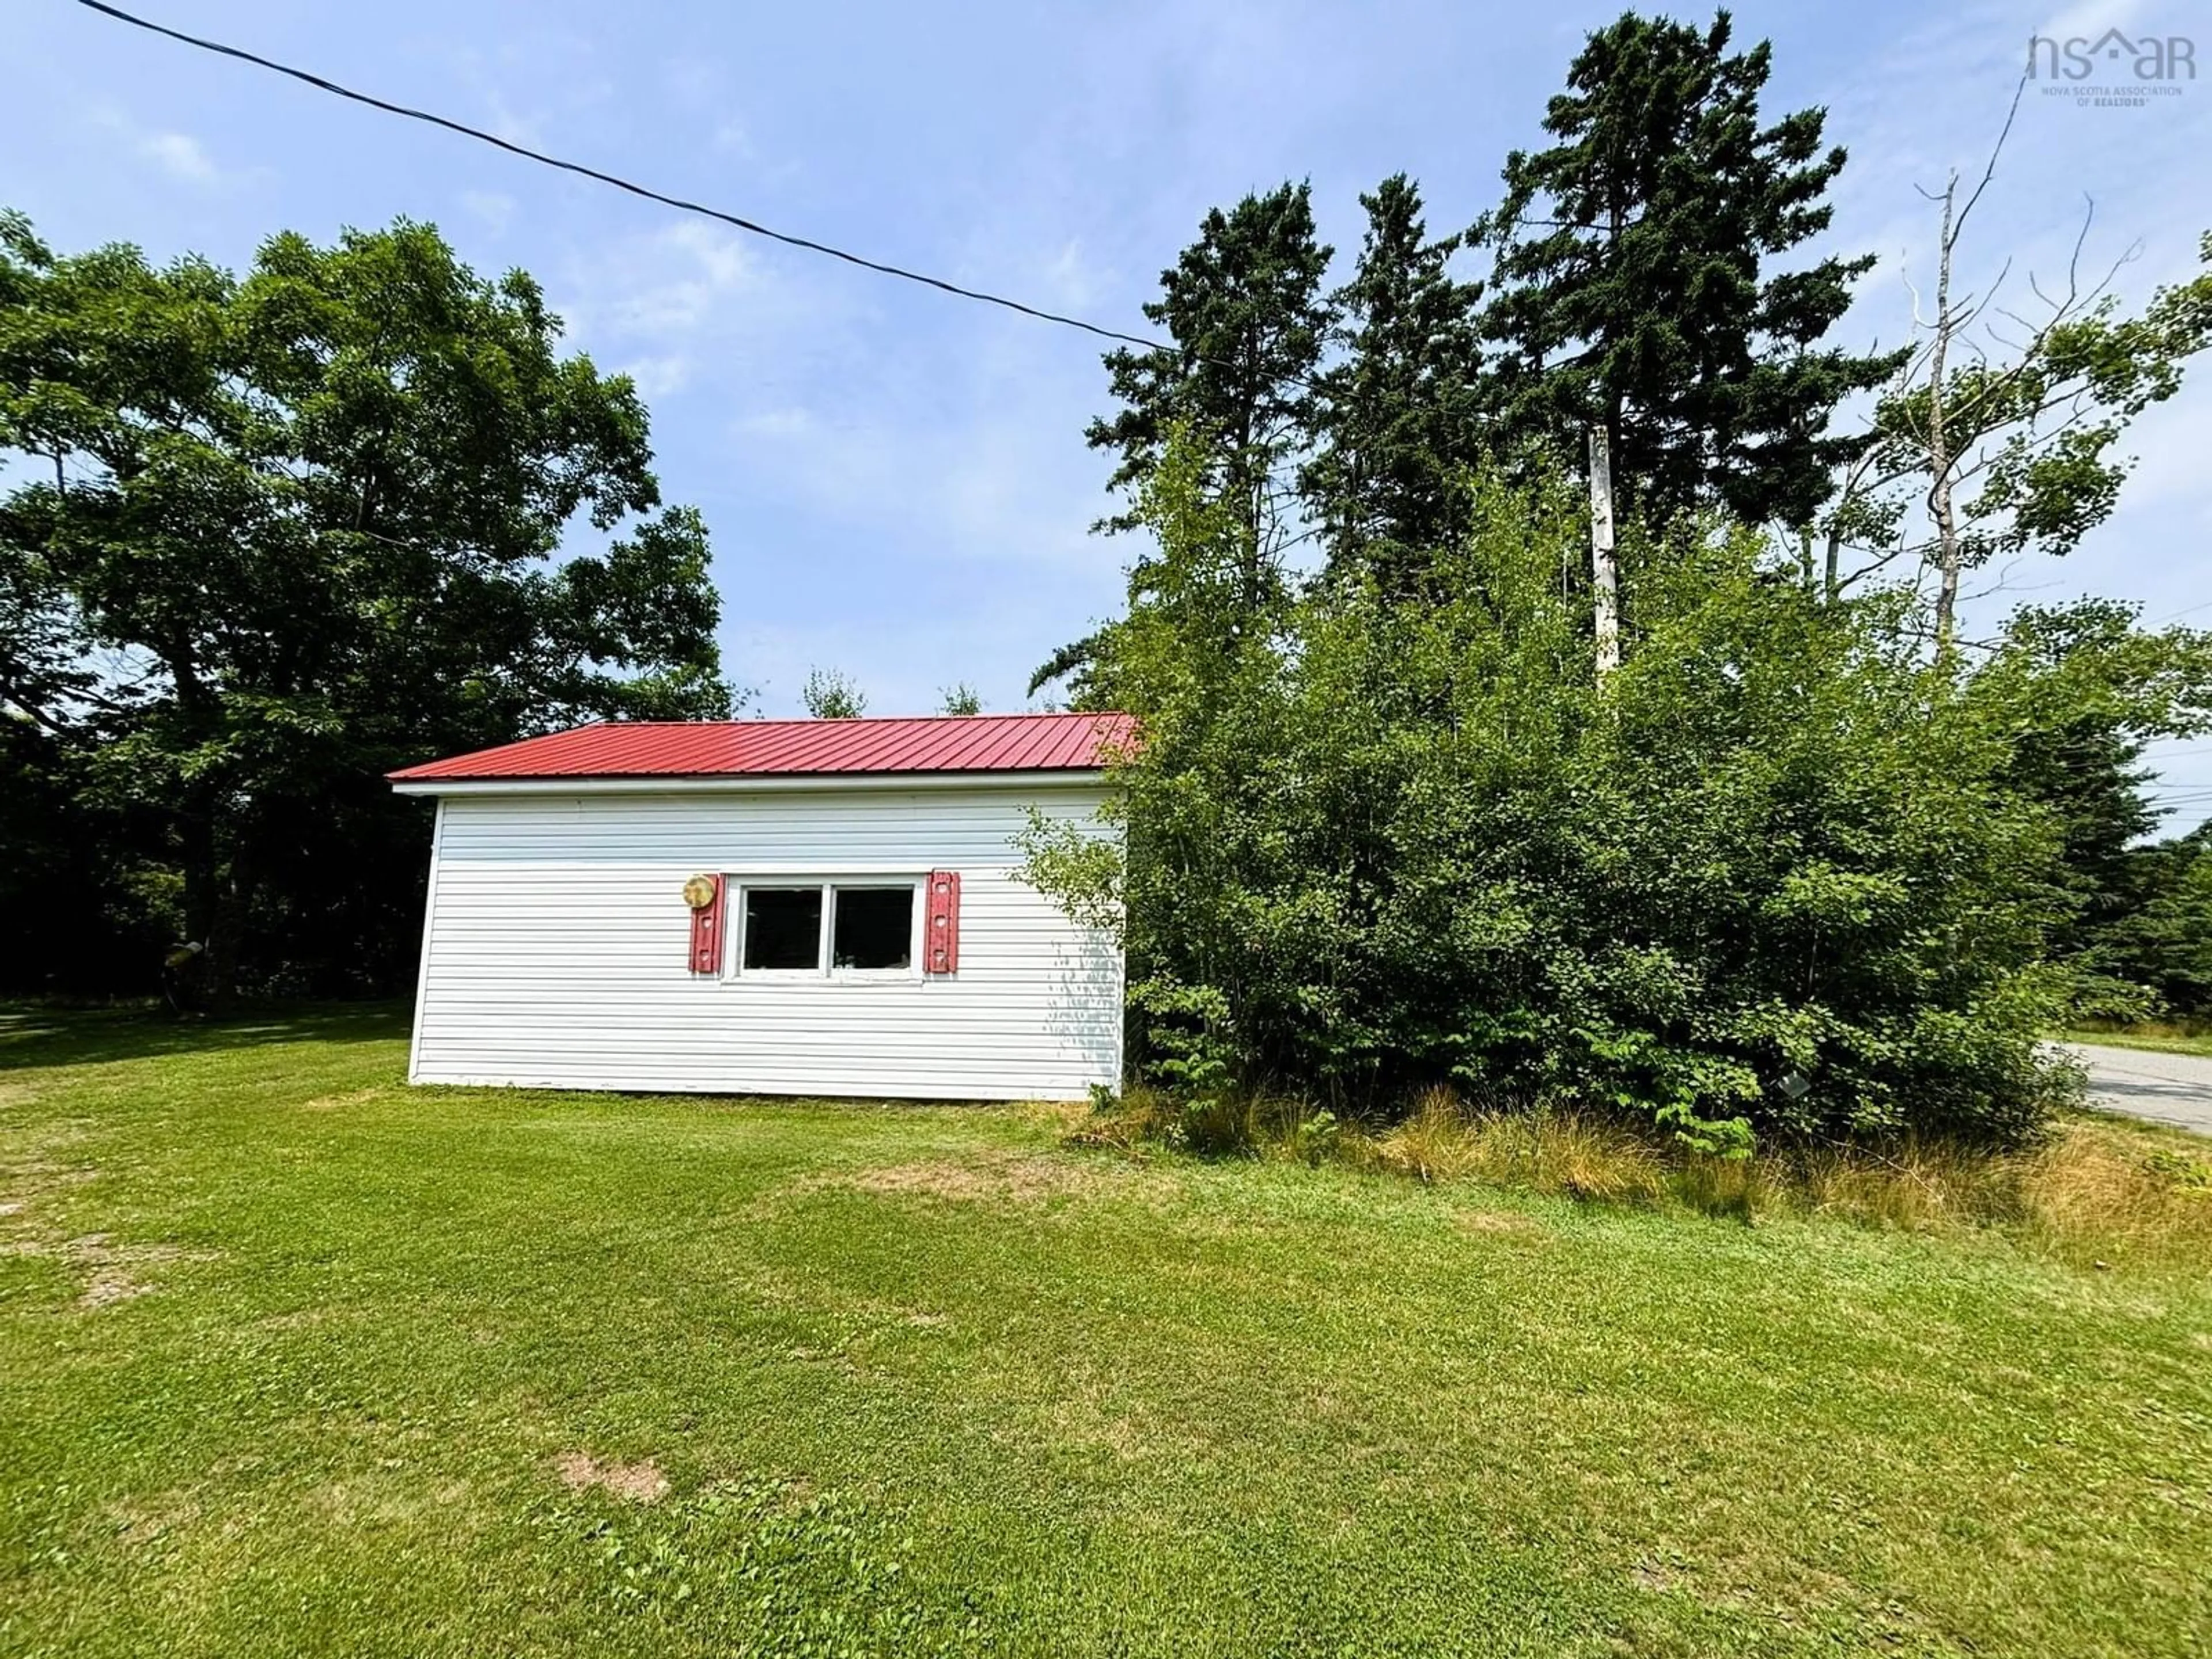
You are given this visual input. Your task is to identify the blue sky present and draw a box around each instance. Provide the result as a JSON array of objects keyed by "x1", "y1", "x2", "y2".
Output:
[{"x1": 7, "y1": 0, "x2": 2211, "y2": 820}]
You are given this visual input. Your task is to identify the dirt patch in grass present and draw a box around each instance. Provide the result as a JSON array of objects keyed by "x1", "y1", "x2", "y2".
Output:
[
  {"x1": 849, "y1": 1157, "x2": 1063, "y2": 1201},
  {"x1": 1630, "y1": 1558, "x2": 1688, "y2": 1594},
  {"x1": 2, "y1": 1232, "x2": 217, "y2": 1310},
  {"x1": 810, "y1": 1148, "x2": 1142, "y2": 1206},
  {"x1": 103, "y1": 1488, "x2": 202, "y2": 1548},
  {"x1": 0, "y1": 1153, "x2": 99, "y2": 1206},
  {"x1": 1450, "y1": 1207, "x2": 1550, "y2": 1240},
  {"x1": 0, "y1": 1128, "x2": 103, "y2": 1236},
  {"x1": 1012, "y1": 1099, "x2": 1095, "y2": 1137},
  {"x1": 254, "y1": 1304, "x2": 342, "y2": 1332},
  {"x1": 79, "y1": 1267, "x2": 152, "y2": 1309},
  {"x1": 554, "y1": 1451, "x2": 669, "y2": 1503},
  {"x1": 305, "y1": 1472, "x2": 475, "y2": 1530},
  {"x1": 299, "y1": 1086, "x2": 391, "y2": 1112},
  {"x1": 1040, "y1": 1372, "x2": 1190, "y2": 1466}
]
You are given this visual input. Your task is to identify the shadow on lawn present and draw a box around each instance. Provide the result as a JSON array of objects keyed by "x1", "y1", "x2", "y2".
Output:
[{"x1": 0, "y1": 1002, "x2": 412, "y2": 1071}]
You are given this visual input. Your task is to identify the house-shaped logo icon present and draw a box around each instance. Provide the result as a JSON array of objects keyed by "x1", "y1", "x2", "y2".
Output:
[
  {"x1": 2086, "y1": 28, "x2": 2135, "y2": 63},
  {"x1": 2028, "y1": 27, "x2": 2197, "y2": 83}
]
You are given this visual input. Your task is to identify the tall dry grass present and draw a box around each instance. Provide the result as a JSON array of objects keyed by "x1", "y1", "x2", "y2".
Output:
[
  {"x1": 1073, "y1": 1083, "x2": 2212, "y2": 1270},
  {"x1": 1365, "y1": 1088, "x2": 1668, "y2": 1203},
  {"x1": 2012, "y1": 1118, "x2": 2212, "y2": 1272}
]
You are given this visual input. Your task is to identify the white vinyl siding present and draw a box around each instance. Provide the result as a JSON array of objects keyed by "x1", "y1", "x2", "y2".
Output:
[{"x1": 407, "y1": 781, "x2": 1122, "y2": 1101}]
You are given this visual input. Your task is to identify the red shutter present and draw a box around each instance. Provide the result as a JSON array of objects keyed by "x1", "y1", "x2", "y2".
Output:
[
  {"x1": 688, "y1": 875, "x2": 725, "y2": 974},
  {"x1": 925, "y1": 870, "x2": 960, "y2": 975}
]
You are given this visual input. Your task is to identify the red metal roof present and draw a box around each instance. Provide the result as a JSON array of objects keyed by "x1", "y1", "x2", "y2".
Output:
[{"x1": 388, "y1": 713, "x2": 1137, "y2": 783}]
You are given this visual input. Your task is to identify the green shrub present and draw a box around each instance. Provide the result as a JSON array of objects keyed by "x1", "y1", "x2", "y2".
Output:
[{"x1": 1022, "y1": 439, "x2": 2141, "y2": 1150}]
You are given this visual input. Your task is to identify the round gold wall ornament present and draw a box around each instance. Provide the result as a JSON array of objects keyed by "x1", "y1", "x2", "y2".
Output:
[{"x1": 683, "y1": 874, "x2": 719, "y2": 910}]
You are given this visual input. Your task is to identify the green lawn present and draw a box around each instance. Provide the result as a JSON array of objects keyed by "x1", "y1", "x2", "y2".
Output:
[{"x1": 3, "y1": 1010, "x2": 2209, "y2": 1658}]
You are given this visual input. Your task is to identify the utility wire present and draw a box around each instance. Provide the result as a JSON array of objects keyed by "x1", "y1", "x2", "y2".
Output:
[
  {"x1": 70, "y1": 0, "x2": 1178, "y2": 357},
  {"x1": 2144, "y1": 597, "x2": 2212, "y2": 626},
  {"x1": 60, "y1": 0, "x2": 2212, "y2": 585}
]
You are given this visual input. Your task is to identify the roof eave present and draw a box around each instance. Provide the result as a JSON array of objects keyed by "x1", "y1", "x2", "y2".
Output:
[{"x1": 389, "y1": 767, "x2": 1115, "y2": 797}]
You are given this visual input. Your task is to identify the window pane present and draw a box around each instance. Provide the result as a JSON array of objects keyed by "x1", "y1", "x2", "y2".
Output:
[
  {"x1": 742, "y1": 887, "x2": 821, "y2": 971},
  {"x1": 832, "y1": 886, "x2": 912, "y2": 970}
]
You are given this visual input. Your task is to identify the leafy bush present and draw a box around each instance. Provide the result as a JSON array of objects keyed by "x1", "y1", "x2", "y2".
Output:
[{"x1": 1024, "y1": 437, "x2": 2120, "y2": 1149}]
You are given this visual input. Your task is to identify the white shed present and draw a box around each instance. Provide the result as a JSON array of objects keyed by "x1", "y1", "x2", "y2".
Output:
[{"x1": 389, "y1": 713, "x2": 1130, "y2": 1101}]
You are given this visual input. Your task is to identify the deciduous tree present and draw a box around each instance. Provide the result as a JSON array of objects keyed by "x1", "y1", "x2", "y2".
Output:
[
  {"x1": 801, "y1": 667, "x2": 866, "y2": 719},
  {"x1": 1020, "y1": 433, "x2": 2207, "y2": 1150},
  {"x1": 0, "y1": 211, "x2": 734, "y2": 1002},
  {"x1": 1819, "y1": 94, "x2": 2212, "y2": 645}
]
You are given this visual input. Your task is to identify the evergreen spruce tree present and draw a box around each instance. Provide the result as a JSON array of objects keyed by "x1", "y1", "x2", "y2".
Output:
[
  {"x1": 1476, "y1": 9, "x2": 1899, "y2": 530},
  {"x1": 1302, "y1": 174, "x2": 1487, "y2": 595},
  {"x1": 1035, "y1": 184, "x2": 1331, "y2": 695}
]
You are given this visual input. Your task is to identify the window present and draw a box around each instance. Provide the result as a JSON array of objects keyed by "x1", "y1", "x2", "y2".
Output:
[
  {"x1": 741, "y1": 887, "x2": 823, "y2": 971},
  {"x1": 730, "y1": 880, "x2": 921, "y2": 977},
  {"x1": 832, "y1": 886, "x2": 913, "y2": 971}
]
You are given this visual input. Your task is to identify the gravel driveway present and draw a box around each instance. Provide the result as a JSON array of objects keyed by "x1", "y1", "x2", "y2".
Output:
[{"x1": 2061, "y1": 1043, "x2": 2212, "y2": 1137}]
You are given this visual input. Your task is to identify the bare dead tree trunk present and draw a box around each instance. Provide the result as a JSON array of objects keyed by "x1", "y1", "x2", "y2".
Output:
[
  {"x1": 1922, "y1": 78, "x2": 2022, "y2": 650},
  {"x1": 1589, "y1": 188, "x2": 1627, "y2": 680},
  {"x1": 1823, "y1": 77, "x2": 2036, "y2": 633},
  {"x1": 1927, "y1": 172, "x2": 1963, "y2": 654},
  {"x1": 1588, "y1": 424, "x2": 1620, "y2": 679}
]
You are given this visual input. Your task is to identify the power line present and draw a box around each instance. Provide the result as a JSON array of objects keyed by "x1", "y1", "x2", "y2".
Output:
[
  {"x1": 2143, "y1": 597, "x2": 2212, "y2": 626},
  {"x1": 62, "y1": 0, "x2": 2212, "y2": 560},
  {"x1": 70, "y1": 0, "x2": 1178, "y2": 357}
]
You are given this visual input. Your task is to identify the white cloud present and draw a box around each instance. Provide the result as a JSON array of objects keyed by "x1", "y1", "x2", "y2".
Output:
[
  {"x1": 664, "y1": 57, "x2": 724, "y2": 106},
  {"x1": 734, "y1": 407, "x2": 815, "y2": 438},
  {"x1": 617, "y1": 355, "x2": 692, "y2": 399},
  {"x1": 2037, "y1": 0, "x2": 2147, "y2": 44},
  {"x1": 138, "y1": 131, "x2": 218, "y2": 183},
  {"x1": 89, "y1": 103, "x2": 247, "y2": 189},
  {"x1": 549, "y1": 214, "x2": 876, "y2": 395},
  {"x1": 459, "y1": 190, "x2": 517, "y2": 234},
  {"x1": 1041, "y1": 238, "x2": 1104, "y2": 310},
  {"x1": 710, "y1": 366, "x2": 1116, "y2": 582},
  {"x1": 663, "y1": 220, "x2": 751, "y2": 292},
  {"x1": 480, "y1": 89, "x2": 540, "y2": 148},
  {"x1": 575, "y1": 221, "x2": 760, "y2": 335}
]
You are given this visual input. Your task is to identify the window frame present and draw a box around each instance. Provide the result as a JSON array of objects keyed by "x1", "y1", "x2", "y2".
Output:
[
  {"x1": 725, "y1": 874, "x2": 925, "y2": 982},
  {"x1": 733, "y1": 882, "x2": 830, "y2": 978}
]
